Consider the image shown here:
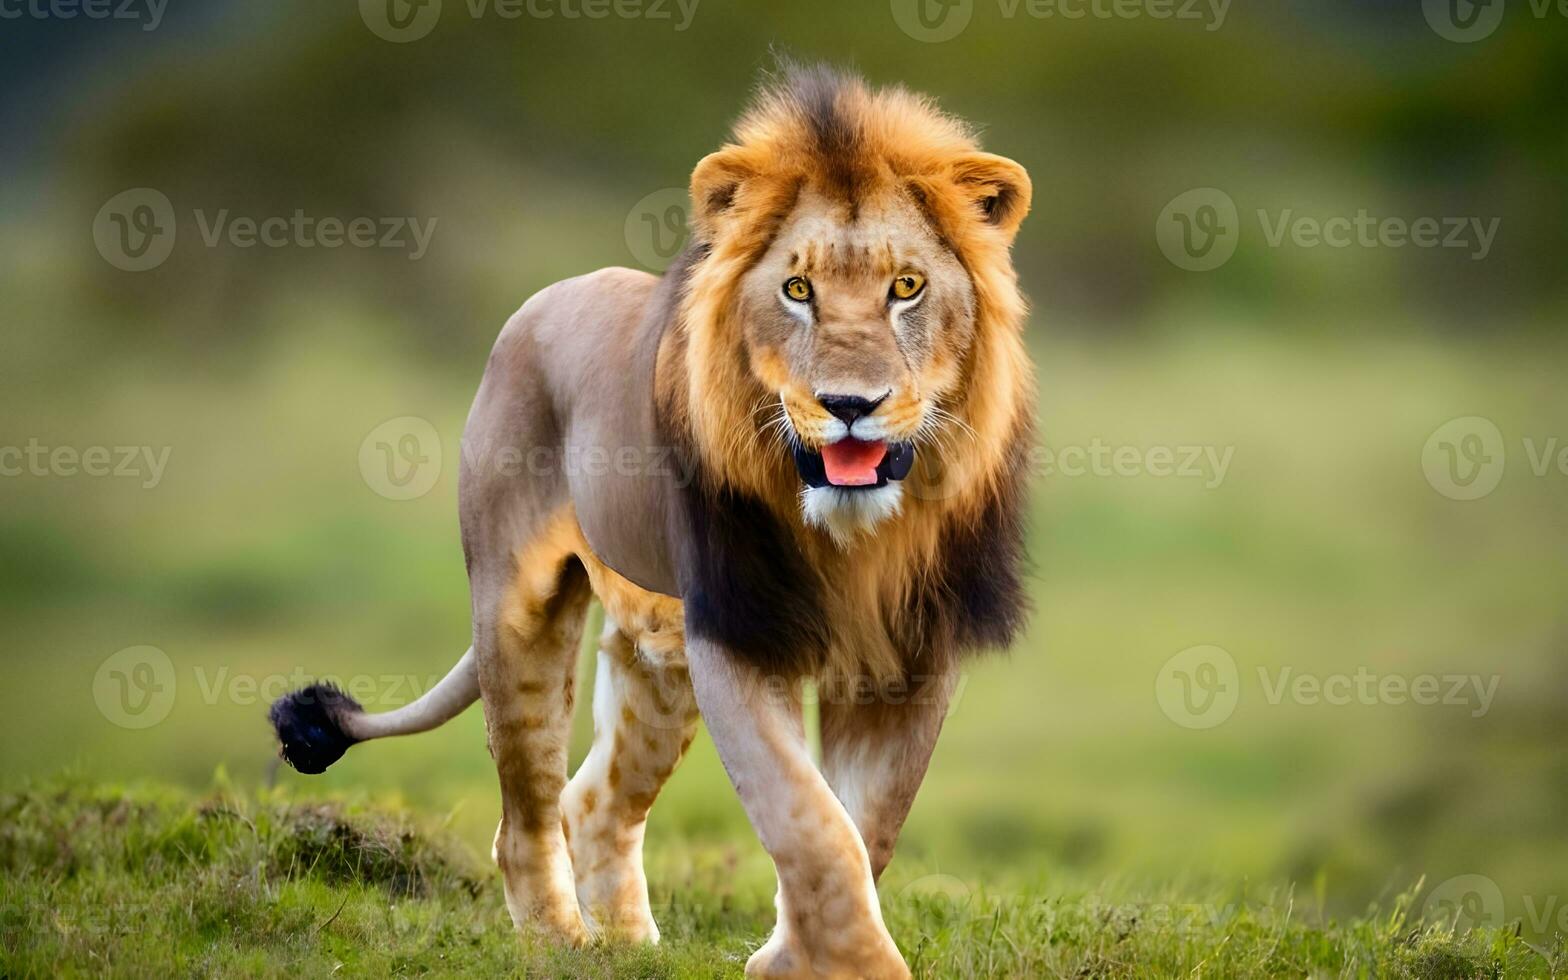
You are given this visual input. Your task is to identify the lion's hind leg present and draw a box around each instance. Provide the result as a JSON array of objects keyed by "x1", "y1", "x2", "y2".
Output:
[
  {"x1": 475, "y1": 517, "x2": 595, "y2": 945},
  {"x1": 561, "y1": 619, "x2": 698, "y2": 942}
]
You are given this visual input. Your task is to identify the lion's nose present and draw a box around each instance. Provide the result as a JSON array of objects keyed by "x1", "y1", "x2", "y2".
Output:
[{"x1": 817, "y1": 392, "x2": 888, "y2": 426}]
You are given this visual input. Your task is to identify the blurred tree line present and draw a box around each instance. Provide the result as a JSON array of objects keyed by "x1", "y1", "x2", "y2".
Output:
[{"x1": 5, "y1": 0, "x2": 1564, "y2": 364}]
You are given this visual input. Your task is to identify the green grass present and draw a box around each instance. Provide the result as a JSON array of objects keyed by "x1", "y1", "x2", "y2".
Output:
[
  {"x1": 3, "y1": 323, "x2": 1566, "y2": 976},
  {"x1": 3, "y1": 780, "x2": 1561, "y2": 979}
]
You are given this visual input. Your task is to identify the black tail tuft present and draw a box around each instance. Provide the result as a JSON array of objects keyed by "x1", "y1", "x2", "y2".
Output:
[{"x1": 268, "y1": 683, "x2": 363, "y2": 774}]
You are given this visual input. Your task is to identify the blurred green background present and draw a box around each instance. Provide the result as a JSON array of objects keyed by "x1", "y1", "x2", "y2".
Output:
[{"x1": 3, "y1": 0, "x2": 1566, "y2": 938}]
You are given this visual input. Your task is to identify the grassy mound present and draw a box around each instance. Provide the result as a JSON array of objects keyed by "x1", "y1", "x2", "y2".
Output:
[{"x1": 0, "y1": 781, "x2": 1558, "y2": 978}]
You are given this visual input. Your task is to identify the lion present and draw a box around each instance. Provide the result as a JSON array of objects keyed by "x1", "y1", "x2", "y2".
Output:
[{"x1": 269, "y1": 62, "x2": 1034, "y2": 979}]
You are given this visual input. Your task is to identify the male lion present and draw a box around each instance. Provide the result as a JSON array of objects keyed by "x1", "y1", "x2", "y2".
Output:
[{"x1": 270, "y1": 63, "x2": 1033, "y2": 979}]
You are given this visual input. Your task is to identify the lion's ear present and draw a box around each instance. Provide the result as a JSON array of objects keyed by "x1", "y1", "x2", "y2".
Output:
[
  {"x1": 690, "y1": 148, "x2": 754, "y2": 242},
  {"x1": 949, "y1": 152, "x2": 1032, "y2": 242}
]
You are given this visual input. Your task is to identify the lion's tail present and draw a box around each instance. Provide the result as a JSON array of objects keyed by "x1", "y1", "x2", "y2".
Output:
[{"x1": 268, "y1": 646, "x2": 480, "y2": 774}]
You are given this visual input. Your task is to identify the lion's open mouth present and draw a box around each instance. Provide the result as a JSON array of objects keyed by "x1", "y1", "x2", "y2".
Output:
[{"x1": 793, "y1": 438, "x2": 915, "y2": 489}]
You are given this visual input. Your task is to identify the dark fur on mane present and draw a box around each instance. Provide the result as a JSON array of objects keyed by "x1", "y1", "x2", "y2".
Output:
[
  {"x1": 893, "y1": 427, "x2": 1035, "y2": 672},
  {"x1": 768, "y1": 60, "x2": 871, "y2": 202},
  {"x1": 676, "y1": 473, "x2": 834, "y2": 674}
]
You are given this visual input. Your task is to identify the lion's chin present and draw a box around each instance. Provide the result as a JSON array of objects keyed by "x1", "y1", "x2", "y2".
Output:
[{"x1": 800, "y1": 482, "x2": 904, "y2": 547}]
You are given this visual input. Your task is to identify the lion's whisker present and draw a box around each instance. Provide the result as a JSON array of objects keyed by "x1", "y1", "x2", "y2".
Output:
[{"x1": 928, "y1": 405, "x2": 977, "y2": 444}]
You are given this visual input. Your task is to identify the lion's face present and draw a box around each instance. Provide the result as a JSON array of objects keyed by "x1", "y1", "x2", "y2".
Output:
[
  {"x1": 736, "y1": 187, "x2": 976, "y2": 538},
  {"x1": 677, "y1": 66, "x2": 1032, "y2": 546}
]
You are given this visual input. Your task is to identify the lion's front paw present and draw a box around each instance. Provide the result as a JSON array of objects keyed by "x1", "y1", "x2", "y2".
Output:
[
  {"x1": 580, "y1": 899, "x2": 660, "y2": 945},
  {"x1": 745, "y1": 925, "x2": 909, "y2": 980},
  {"x1": 745, "y1": 930, "x2": 809, "y2": 980},
  {"x1": 509, "y1": 897, "x2": 592, "y2": 948}
]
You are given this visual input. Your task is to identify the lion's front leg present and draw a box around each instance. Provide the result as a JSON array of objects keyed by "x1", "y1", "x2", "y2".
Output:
[
  {"x1": 685, "y1": 637, "x2": 908, "y2": 980},
  {"x1": 819, "y1": 670, "x2": 955, "y2": 881}
]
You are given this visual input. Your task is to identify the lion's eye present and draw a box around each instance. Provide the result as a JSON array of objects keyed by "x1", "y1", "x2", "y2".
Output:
[
  {"x1": 891, "y1": 273, "x2": 926, "y2": 301},
  {"x1": 783, "y1": 277, "x2": 813, "y2": 302}
]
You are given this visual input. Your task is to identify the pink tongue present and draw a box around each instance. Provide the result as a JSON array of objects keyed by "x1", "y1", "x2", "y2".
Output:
[{"x1": 820, "y1": 438, "x2": 888, "y2": 487}]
